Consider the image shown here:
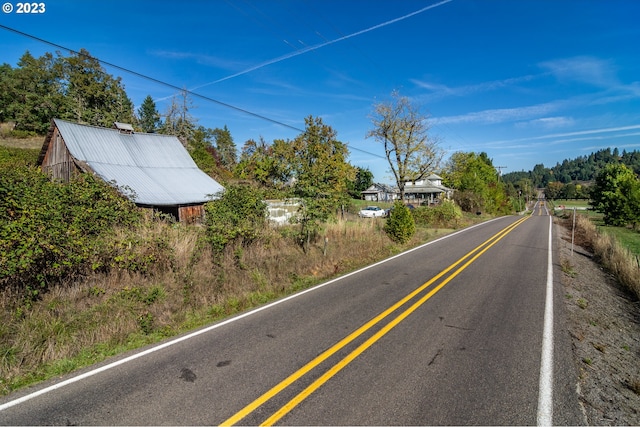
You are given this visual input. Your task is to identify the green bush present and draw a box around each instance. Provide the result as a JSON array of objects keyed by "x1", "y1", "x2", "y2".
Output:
[
  {"x1": 0, "y1": 166, "x2": 141, "y2": 295},
  {"x1": 204, "y1": 184, "x2": 268, "y2": 253},
  {"x1": 0, "y1": 146, "x2": 39, "y2": 167},
  {"x1": 384, "y1": 201, "x2": 416, "y2": 244},
  {"x1": 412, "y1": 200, "x2": 462, "y2": 227}
]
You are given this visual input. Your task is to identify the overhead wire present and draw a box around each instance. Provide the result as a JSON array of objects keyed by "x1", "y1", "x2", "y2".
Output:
[
  {"x1": 0, "y1": 24, "x2": 387, "y2": 160},
  {"x1": 0, "y1": 24, "x2": 303, "y2": 133}
]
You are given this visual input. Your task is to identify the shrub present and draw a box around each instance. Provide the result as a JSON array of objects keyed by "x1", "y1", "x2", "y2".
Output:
[
  {"x1": 0, "y1": 166, "x2": 141, "y2": 295},
  {"x1": 204, "y1": 184, "x2": 268, "y2": 253},
  {"x1": 384, "y1": 201, "x2": 415, "y2": 244},
  {"x1": 412, "y1": 200, "x2": 462, "y2": 227},
  {"x1": 0, "y1": 146, "x2": 39, "y2": 167}
]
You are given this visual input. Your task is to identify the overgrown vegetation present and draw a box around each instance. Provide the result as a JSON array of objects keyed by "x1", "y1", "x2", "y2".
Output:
[
  {"x1": 560, "y1": 211, "x2": 640, "y2": 301},
  {"x1": 412, "y1": 199, "x2": 463, "y2": 228},
  {"x1": 0, "y1": 183, "x2": 476, "y2": 394},
  {"x1": 0, "y1": 166, "x2": 141, "y2": 297},
  {"x1": 0, "y1": 157, "x2": 479, "y2": 394},
  {"x1": 204, "y1": 184, "x2": 268, "y2": 253}
]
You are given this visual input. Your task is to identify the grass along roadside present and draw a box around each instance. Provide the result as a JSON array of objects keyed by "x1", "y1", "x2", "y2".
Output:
[
  {"x1": 0, "y1": 214, "x2": 466, "y2": 396},
  {"x1": 560, "y1": 211, "x2": 640, "y2": 300}
]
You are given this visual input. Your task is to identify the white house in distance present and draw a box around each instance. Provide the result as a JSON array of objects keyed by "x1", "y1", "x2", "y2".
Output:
[
  {"x1": 38, "y1": 119, "x2": 224, "y2": 223},
  {"x1": 361, "y1": 183, "x2": 399, "y2": 202},
  {"x1": 403, "y1": 174, "x2": 452, "y2": 205}
]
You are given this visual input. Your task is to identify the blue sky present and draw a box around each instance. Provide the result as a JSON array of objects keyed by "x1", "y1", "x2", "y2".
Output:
[{"x1": 2, "y1": 0, "x2": 640, "y2": 183}]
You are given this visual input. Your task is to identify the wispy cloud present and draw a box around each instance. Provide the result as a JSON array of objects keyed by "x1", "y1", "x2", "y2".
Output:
[
  {"x1": 412, "y1": 74, "x2": 540, "y2": 101},
  {"x1": 434, "y1": 100, "x2": 565, "y2": 125},
  {"x1": 188, "y1": 0, "x2": 453, "y2": 91},
  {"x1": 487, "y1": 124, "x2": 640, "y2": 147},
  {"x1": 445, "y1": 124, "x2": 640, "y2": 154},
  {"x1": 539, "y1": 56, "x2": 619, "y2": 87},
  {"x1": 149, "y1": 49, "x2": 247, "y2": 70},
  {"x1": 515, "y1": 116, "x2": 576, "y2": 130}
]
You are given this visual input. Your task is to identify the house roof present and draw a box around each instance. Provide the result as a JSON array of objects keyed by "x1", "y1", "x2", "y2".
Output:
[
  {"x1": 42, "y1": 119, "x2": 224, "y2": 206},
  {"x1": 404, "y1": 184, "x2": 446, "y2": 194},
  {"x1": 361, "y1": 183, "x2": 398, "y2": 194}
]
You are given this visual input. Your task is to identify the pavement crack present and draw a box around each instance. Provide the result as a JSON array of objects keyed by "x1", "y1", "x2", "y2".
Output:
[
  {"x1": 428, "y1": 349, "x2": 442, "y2": 366},
  {"x1": 445, "y1": 324, "x2": 475, "y2": 331}
]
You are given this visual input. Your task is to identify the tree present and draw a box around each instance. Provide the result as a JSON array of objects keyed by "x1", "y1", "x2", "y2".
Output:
[
  {"x1": 212, "y1": 125, "x2": 237, "y2": 167},
  {"x1": 235, "y1": 137, "x2": 288, "y2": 189},
  {"x1": 590, "y1": 163, "x2": 640, "y2": 227},
  {"x1": 384, "y1": 201, "x2": 415, "y2": 244},
  {"x1": 367, "y1": 91, "x2": 442, "y2": 200},
  {"x1": 0, "y1": 49, "x2": 134, "y2": 133},
  {"x1": 60, "y1": 49, "x2": 134, "y2": 127},
  {"x1": 160, "y1": 89, "x2": 196, "y2": 145},
  {"x1": 4, "y1": 51, "x2": 63, "y2": 133},
  {"x1": 348, "y1": 167, "x2": 374, "y2": 199},
  {"x1": 444, "y1": 151, "x2": 511, "y2": 214},
  {"x1": 0, "y1": 63, "x2": 14, "y2": 123},
  {"x1": 137, "y1": 95, "x2": 161, "y2": 133},
  {"x1": 280, "y1": 116, "x2": 356, "y2": 250},
  {"x1": 544, "y1": 181, "x2": 564, "y2": 200}
]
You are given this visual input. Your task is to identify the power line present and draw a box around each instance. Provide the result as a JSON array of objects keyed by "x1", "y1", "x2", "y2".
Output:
[
  {"x1": 0, "y1": 24, "x2": 387, "y2": 160},
  {"x1": 0, "y1": 24, "x2": 304, "y2": 133}
]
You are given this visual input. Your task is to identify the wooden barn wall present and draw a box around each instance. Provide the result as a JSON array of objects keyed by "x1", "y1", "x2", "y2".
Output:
[
  {"x1": 41, "y1": 128, "x2": 76, "y2": 182},
  {"x1": 178, "y1": 205, "x2": 205, "y2": 224}
]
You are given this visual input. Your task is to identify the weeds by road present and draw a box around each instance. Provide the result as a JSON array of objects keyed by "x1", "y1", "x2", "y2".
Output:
[
  {"x1": 0, "y1": 212, "x2": 464, "y2": 396},
  {"x1": 557, "y1": 215, "x2": 640, "y2": 425}
]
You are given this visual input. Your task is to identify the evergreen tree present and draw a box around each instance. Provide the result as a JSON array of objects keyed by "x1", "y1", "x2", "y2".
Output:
[
  {"x1": 348, "y1": 167, "x2": 374, "y2": 199},
  {"x1": 384, "y1": 201, "x2": 416, "y2": 244},
  {"x1": 212, "y1": 125, "x2": 237, "y2": 167},
  {"x1": 60, "y1": 49, "x2": 134, "y2": 127},
  {"x1": 137, "y1": 95, "x2": 161, "y2": 133},
  {"x1": 6, "y1": 51, "x2": 63, "y2": 133}
]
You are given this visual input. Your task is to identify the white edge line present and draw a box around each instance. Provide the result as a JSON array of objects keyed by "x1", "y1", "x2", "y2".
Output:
[
  {"x1": 0, "y1": 216, "x2": 507, "y2": 412},
  {"x1": 537, "y1": 215, "x2": 554, "y2": 425}
]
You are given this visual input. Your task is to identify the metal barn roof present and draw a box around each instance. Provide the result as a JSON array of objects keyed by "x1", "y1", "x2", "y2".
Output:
[{"x1": 53, "y1": 119, "x2": 224, "y2": 206}]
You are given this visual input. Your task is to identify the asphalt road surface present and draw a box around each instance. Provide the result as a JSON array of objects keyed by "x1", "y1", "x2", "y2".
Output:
[{"x1": 0, "y1": 203, "x2": 584, "y2": 425}]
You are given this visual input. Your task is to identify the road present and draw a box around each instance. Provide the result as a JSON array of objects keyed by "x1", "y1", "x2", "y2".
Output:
[{"x1": 0, "y1": 202, "x2": 584, "y2": 425}]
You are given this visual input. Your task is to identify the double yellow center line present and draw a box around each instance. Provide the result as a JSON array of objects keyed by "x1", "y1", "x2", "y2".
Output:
[{"x1": 222, "y1": 215, "x2": 531, "y2": 426}]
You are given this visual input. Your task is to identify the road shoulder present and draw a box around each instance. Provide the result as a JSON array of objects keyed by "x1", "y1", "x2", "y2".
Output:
[{"x1": 556, "y1": 218, "x2": 640, "y2": 425}]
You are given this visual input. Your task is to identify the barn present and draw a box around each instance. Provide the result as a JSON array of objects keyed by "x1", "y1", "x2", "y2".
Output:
[{"x1": 38, "y1": 119, "x2": 224, "y2": 223}]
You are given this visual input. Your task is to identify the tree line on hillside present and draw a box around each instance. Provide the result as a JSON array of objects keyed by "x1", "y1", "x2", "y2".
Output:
[{"x1": 503, "y1": 147, "x2": 640, "y2": 189}]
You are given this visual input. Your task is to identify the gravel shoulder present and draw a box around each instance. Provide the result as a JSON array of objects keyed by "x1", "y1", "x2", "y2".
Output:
[{"x1": 556, "y1": 218, "x2": 640, "y2": 425}]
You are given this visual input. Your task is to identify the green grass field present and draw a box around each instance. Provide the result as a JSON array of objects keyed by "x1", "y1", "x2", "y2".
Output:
[
  {"x1": 555, "y1": 200, "x2": 640, "y2": 257},
  {"x1": 599, "y1": 225, "x2": 640, "y2": 257}
]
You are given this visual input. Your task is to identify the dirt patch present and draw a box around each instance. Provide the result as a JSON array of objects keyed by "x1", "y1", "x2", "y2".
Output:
[{"x1": 556, "y1": 219, "x2": 640, "y2": 425}]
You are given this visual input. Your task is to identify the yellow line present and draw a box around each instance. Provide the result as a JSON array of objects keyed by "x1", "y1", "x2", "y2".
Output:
[
  {"x1": 221, "y1": 215, "x2": 530, "y2": 426},
  {"x1": 261, "y1": 215, "x2": 529, "y2": 426}
]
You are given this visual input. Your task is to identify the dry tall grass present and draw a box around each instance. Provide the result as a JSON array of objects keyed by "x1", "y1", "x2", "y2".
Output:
[
  {"x1": 573, "y1": 214, "x2": 640, "y2": 300},
  {"x1": 1, "y1": 215, "x2": 444, "y2": 394}
]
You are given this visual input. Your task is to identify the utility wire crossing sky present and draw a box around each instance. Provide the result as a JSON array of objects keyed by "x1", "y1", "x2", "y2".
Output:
[{"x1": 1, "y1": 0, "x2": 639, "y2": 182}]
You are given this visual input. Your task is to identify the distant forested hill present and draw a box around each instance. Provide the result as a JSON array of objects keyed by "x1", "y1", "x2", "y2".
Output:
[{"x1": 503, "y1": 148, "x2": 640, "y2": 188}]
